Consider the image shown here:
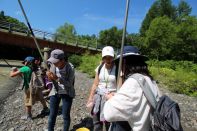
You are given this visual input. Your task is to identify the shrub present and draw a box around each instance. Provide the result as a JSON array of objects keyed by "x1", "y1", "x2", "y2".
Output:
[
  {"x1": 149, "y1": 60, "x2": 197, "y2": 97},
  {"x1": 69, "y1": 54, "x2": 82, "y2": 68},
  {"x1": 77, "y1": 55, "x2": 197, "y2": 97},
  {"x1": 78, "y1": 53, "x2": 101, "y2": 77}
]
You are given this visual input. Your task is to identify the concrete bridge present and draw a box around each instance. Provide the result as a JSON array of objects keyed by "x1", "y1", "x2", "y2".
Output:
[{"x1": 0, "y1": 20, "x2": 101, "y2": 60}]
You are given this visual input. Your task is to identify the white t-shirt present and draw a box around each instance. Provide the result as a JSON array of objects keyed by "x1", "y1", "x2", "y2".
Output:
[
  {"x1": 103, "y1": 75, "x2": 161, "y2": 131},
  {"x1": 95, "y1": 64, "x2": 117, "y2": 93}
]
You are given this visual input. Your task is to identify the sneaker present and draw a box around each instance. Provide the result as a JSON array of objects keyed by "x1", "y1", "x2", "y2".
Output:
[{"x1": 40, "y1": 107, "x2": 50, "y2": 115}]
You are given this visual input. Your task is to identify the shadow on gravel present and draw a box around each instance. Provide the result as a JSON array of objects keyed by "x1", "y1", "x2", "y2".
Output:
[
  {"x1": 33, "y1": 111, "x2": 50, "y2": 119},
  {"x1": 70, "y1": 117, "x2": 94, "y2": 131}
]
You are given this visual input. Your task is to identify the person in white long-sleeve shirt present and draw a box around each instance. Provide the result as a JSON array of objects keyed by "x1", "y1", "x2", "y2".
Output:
[{"x1": 103, "y1": 46, "x2": 161, "y2": 131}]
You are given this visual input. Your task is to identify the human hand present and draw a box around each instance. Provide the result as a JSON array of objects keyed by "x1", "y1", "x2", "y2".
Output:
[
  {"x1": 86, "y1": 100, "x2": 94, "y2": 113},
  {"x1": 86, "y1": 98, "x2": 94, "y2": 108},
  {"x1": 46, "y1": 71, "x2": 58, "y2": 81},
  {"x1": 105, "y1": 92, "x2": 115, "y2": 100},
  {"x1": 11, "y1": 67, "x2": 18, "y2": 72}
]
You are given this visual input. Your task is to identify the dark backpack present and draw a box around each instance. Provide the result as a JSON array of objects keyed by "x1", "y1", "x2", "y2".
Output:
[
  {"x1": 150, "y1": 95, "x2": 183, "y2": 131},
  {"x1": 132, "y1": 73, "x2": 183, "y2": 131},
  {"x1": 109, "y1": 121, "x2": 131, "y2": 131}
]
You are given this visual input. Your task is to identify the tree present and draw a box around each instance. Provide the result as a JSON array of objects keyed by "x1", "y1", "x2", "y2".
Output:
[
  {"x1": 0, "y1": 10, "x2": 28, "y2": 32},
  {"x1": 0, "y1": 11, "x2": 5, "y2": 19},
  {"x1": 98, "y1": 26, "x2": 123, "y2": 49},
  {"x1": 76, "y1": 34, "x2": 97, "y2": 47},
  {"x1": 159, "y1": 0, "x2": 177, "y2": 20},
  {"x1": 140, "y1": 0, "x2": 176, "y2": 36},
  {"x1": 176, "y1": 16, "x2": 197, "y2": 61},
  {"x1": 177, "y1": 0, "x2": 192, "y2": 18},
  {"x1": 140, "y1": 1, "x2": 160, "y2": 36},
  {"x1": 55, "y1": 22, "x2": 76, "y2": 43},
  {"x1": 127, "y1": 33, "x2": 144, "y2": 50},
  {"x1": 144, "y1": 16, "x2": 179, "y2": 60}
]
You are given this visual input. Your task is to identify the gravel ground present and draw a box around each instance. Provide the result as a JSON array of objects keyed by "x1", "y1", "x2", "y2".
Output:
[{"x1": 0, "y1": 63, "x2": 196, "y2": 131}]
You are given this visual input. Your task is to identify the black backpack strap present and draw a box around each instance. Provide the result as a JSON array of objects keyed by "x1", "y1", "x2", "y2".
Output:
[
  {"x1": 98, "y1": 63, "x2": 104, "y2": 76},
  {"x1": 131, "y1": 73, "x2": 157, "y2": 109}
]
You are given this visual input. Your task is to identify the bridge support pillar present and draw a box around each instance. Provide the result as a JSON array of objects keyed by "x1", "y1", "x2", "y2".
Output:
[{"x1": 42, "y1": 47, "x2": 51, "y2": 68}]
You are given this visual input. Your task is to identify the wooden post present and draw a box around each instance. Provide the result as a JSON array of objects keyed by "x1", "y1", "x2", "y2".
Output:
[{"x1": 42, "y1": 47, "x2": 51, "y2": 68}]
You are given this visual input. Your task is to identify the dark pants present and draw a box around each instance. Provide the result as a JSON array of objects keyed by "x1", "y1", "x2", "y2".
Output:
[
  {"x1": 48, "y1": 94, "x2": 73, "y2": 131},
  {"x1": 92, "y1": 111, "x2": 110, "y2": 131},
  {"x1": 110, "y1": 121, "x2": 132, "y2": 131}
]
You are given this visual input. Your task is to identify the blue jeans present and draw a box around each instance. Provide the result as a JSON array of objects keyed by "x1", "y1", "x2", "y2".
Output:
[{"x1": 48, "y1": 94, "x2": 73, "y2": 131}]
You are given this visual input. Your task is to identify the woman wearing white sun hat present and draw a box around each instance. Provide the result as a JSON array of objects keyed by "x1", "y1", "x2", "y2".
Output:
[
  {"x1": 86, "y1": 46, "x2": 117, "y2": 131},
  {"x1": 103, "y1": 46, "x2": 161, "y2": 131}
]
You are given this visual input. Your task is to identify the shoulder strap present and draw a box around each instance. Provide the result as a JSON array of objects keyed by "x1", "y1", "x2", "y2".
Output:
[
  {"x1": 64, "y1": 63, "x2": 73, "y2": 77},
  {"x1": 131, "y1": 73, "x2": 157, "y2": 109},
  {"x1": 69, "y1": 63, "x2": 75, "y2": 86},
  {"x1": 98, "y1": 63, "x2": 104, "y2": 76}
]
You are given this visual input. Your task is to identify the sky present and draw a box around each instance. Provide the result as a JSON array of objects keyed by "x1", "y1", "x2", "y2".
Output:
[{"x1": 0, "y1": 0, "x2": 197, "y2": 35}]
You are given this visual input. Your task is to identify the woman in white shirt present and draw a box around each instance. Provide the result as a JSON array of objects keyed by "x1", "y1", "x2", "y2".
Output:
[
  {"x1": 86, "y1": 46, "x2": 117, "y2": 131},
  {"x1": 104, "y1": 46, "x2": 161, "y2": 131}
]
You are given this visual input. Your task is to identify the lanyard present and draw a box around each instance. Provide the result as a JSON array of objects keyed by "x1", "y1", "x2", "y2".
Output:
[{"x1": 104, "y1": 65, "x2": 113, "y2": 88}]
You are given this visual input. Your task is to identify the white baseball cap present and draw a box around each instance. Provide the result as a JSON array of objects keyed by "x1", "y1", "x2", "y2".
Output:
[{"x1": 102, "y1": 46, "x2": 114, "y2": 58}]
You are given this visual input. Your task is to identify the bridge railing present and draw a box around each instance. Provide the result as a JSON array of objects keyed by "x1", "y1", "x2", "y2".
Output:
[
  {"x1": 0, "y1": 20, "x2": 102, "y2": 51},
  {"x1": 0, "y1": 20, "x2": 29, "y2": 34}
]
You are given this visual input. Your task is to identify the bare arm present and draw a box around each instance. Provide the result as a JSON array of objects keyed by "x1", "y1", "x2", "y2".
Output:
[
  {"x1": 10, "y1": 70, "x2": 22, "y2": 77},
  {"x1": 87, "y1": 72, "x2": 99, "y2": 105}
]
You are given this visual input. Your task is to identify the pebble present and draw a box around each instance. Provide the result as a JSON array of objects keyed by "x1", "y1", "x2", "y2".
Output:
[{"x1": 0, "y1": 71, "x2": 196, "y2": 131}]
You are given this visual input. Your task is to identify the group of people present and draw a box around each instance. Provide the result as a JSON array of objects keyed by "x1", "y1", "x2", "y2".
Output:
[
  {"x1": 10, "y1": 45, "x2": 161, "y2": 131},
  {"x1": 10, "y1": 49, "x2": 75, "y2": 131},
  {"x1": 10, "y1": 56, "x2": 49, "y2": 120},
  {"x1": 86, "y1": 45, "x2": 161, "y2": 131}
]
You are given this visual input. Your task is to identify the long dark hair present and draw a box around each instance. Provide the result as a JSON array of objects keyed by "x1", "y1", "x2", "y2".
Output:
[
  {"x1": 115, "y1": 56, "x2": 153, "y2": 82},
  {"x1": 124, "y1": 57, "x2": 153, "y2": 80}
]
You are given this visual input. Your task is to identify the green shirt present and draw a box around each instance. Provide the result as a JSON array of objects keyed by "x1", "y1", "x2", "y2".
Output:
[{"x1": 19, "y1": 66, "x2": 32, "y2": 89}]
